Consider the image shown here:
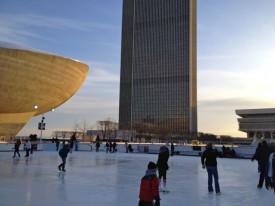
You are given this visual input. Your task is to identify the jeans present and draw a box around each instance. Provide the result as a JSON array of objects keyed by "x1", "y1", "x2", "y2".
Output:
[{"x1": 206, "y1": 166, "x2": 220, "y2": 193}]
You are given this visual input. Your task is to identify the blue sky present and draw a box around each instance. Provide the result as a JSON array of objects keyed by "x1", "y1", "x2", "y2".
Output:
[{"x1": 1, "y1": 0, "x2": 275, "y2": 138}]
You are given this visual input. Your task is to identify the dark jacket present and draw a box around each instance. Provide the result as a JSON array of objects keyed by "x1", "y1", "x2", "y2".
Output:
[
  {"x1": 59, "y1": 147, "x2": 70, "y2": 158},
  {"x1": 201, "y1": 148, "x2": 222, "y2": 167},
  {"x1": 251, "y1": 144, "x2": 262, "y2": 161},
  {"x1": 139, "y1": 170, "x2": 160, "y2": 202},
  {"x1": 157, "y1": 146, "x2": 169, "y2": 170},
  {"x1": 258, "y1": 144, "x2": 273, "y2": 166}
]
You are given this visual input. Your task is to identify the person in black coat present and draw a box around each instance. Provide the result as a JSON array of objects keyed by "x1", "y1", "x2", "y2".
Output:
[
  {"x1": 251, "y1": 143, "x2": 262, "y2": 172},
  {"x1": 257, "y1": 140, "x2": 273, "y2": 189},
  {"x1": 157, "y1": 145, "x2": 169, "y2": 192},
  {"x1": 201, "y1": 143, "x2": 222, "y2": 195},
  {"x1": 171, "y1": 143, "x2": 175, "y2": 156},
  {"x1": 58, "y1": 144, "x2": 70, "y2": 172},
  {"x1": 69, "y1": 132, "x2": 76, "y2": 153}
]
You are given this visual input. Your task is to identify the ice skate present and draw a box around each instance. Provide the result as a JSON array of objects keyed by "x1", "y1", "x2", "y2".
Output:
[{"x1": 160, "y1": 185, "x2": 169, "y2": 194}]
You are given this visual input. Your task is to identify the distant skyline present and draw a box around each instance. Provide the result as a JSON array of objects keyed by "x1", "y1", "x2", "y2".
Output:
[{"x1": 1, "y1": 0, "x2": 275, "y2": 138}]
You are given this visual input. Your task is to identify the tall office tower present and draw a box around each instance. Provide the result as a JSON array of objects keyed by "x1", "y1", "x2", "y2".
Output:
[{"x1": 119, "y1": 0, "x2": 197, "y2": 135}]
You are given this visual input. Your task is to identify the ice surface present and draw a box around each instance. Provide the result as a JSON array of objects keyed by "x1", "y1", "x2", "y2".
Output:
[{"x1": 0, "y1": 151, "x2": 274, "y2": 206}]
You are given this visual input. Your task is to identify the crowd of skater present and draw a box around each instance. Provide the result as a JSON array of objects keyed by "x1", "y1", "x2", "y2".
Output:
[{"x1": 10, "y1": 135, "x2": 275, "y2": 206}]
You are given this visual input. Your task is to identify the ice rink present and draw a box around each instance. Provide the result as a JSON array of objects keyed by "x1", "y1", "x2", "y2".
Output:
[{"x1": 0, "y1": 150, "x2": 274, "y2": 206}]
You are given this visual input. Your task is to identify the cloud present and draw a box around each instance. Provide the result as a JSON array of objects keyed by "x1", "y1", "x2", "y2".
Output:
[{"x1": 0, "y1": 12, "x2": 120, "y2": 44}]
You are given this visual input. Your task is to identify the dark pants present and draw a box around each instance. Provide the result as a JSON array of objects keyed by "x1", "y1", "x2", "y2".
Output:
[
  {"x1": 206, "y1": 166, "x2": 220, "y2": 193},
  {"x1": 139, "y1": 200, "x2": 153, "y2": 206},
  {"x1": 258, "y1": 164, "x2": 268, "y2": 187},
  {"x1": 13, "y1": 149, "x2": 20, "y2": 157},
  {"x1": 158, "y1": 168, "x2": 167, "y2": 180},
  {"x1": 58, "y1": 157, "x2": 66, "y2": 170},
  {"x1": 25, "y1": 149, "x2": 30, "y2": 157}
]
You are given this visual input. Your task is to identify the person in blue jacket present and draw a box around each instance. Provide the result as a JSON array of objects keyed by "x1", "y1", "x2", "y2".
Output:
[{"x1": 58, "y1": 144, "x2": 70, "y2": 172}]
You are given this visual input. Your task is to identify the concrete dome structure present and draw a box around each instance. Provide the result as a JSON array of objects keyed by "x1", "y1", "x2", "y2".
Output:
[{"x1": 0, "y1": 42, "x2": 89, "y2": 141}]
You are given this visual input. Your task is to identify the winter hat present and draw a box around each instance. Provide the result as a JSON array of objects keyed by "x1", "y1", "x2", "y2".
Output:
[
  {"x1": 147, "y1": 161, "x2": 157, "y2": 170},
  {"x1": 159, "y1": 146, "x2": 168, "y2": 153}
]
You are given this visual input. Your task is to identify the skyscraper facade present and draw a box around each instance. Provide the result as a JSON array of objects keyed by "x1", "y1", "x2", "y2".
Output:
[{"x1": 119, "y1": 0, "x2": 197, "y2": 135}]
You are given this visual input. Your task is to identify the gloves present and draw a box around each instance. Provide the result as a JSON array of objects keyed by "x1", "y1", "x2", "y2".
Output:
[
  {"x1": 202, "y1": 165, "x2": 205, "y2": 169},
  {"x1": 154, "y1": 199, "x2": 160, "y2": 206}
]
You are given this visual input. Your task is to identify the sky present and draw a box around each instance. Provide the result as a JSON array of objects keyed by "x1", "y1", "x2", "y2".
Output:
[{"x1": 1, "y1": 0, "x2": 275, "y2": 138}]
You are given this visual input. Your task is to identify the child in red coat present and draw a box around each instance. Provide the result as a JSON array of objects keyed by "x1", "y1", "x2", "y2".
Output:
[{"x1": 139, "y1": 162, "x2": 160, "y2": 206}]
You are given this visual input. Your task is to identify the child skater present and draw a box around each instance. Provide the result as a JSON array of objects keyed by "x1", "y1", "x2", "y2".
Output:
[
  {"x1": 58, "y1": 144, "x2": 70, "y2": 172},
  {"x1": 139, "y1": 162, "x2": 161, "y2": 206}
]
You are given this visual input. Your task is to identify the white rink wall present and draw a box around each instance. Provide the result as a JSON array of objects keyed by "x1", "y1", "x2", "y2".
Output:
[{"x1": 0, "y1": 142, "x2": 257, "y2": 158}]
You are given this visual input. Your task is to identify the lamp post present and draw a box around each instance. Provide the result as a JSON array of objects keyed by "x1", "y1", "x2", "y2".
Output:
[
  {"x1": 39, "y1": 114, "x2": 46, "y2": 143},
  {"x1": 38, "y1": 108, "x2": 54, "y2": 143}
]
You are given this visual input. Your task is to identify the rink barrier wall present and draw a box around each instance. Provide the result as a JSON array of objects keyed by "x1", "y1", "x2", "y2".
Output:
[{"x1": 0, "y1": 142, "x2": 256, "y2": 158}]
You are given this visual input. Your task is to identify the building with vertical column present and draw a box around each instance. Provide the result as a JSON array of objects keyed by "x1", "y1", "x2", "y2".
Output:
[
  {"x1": 236, "y1": 108, "x2": 275, "y2": 140},
  {"x1": 119, "y1": 0, "x2": 197, "y2": 136}
]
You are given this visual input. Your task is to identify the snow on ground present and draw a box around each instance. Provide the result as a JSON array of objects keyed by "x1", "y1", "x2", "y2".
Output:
[{"x1": 0, "y1": 151, "x2": 274, "y2": 206}]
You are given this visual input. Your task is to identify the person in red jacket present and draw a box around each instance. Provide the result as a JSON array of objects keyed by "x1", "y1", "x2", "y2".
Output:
[{"x1": 139, "y1": 162, "x2": 160, "y2": 206}]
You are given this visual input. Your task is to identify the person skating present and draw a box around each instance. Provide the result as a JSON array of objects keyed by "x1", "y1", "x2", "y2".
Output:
[
  {"x1": 256, "y1": 140, "x2": 273, "y2": 189},
  {"x1": 69, "y1": 132, "x2": 76, "y2": 153},
  {"x1": 139, "y1": 161, "x2": 160, "y2": 206},
  {"x1": 105, "y1": 142, "x2": 110, "y2": 153},
  {"x1": 251, "y1": 143, "x2": 262, "y2": 173},
  {"x1": 157, "y1": 145, "x2": 169, "y2": 192},
  {"x1": 96, "y1": 141, "x2": 100, "y2": 152},
  {"x1": 58, "y1": 144, "x2": 70, "y2": 172},
  {"x1": 13, "y1": 139, "x2": 21, "y2": 158},
  {"x1": 266, "y1": 151, "x2": 275, "y2": 194},
  {"x1": 201, "y1": 143, "x2": 222, "y2": 195},
  {"x1": 55, "y1": 138, "x2": 60, "y2": 151},
  {"x1": 170, "y1": 143, "x2": 175, "y2": 156},
  {"x1": 24, "y1": 139, "x2": 31, "y2": 157}
]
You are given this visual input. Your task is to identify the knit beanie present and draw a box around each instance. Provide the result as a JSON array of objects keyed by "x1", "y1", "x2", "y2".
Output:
[{"x1": 148, "y1": 161, "x2": 157, "y2": 170}]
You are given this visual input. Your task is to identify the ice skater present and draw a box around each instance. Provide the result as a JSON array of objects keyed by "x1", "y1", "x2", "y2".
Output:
[
  {"x1": 170, "y1": 143, "x2": 175, "y2": 156},
  {"x1": 58, "y1": 144, "x2": 70, "y2": 172},
  {"x1": 139, "y1": 161, "x2": 160, "y2": 206},
  {"x1": 157, "y1": 145, "x2": 169, "y2": 193},
  {"x1": 256, "y1": 140, "x2": 273, "y2": 189},
  {"x1": 267, "y1": 151, "x2": 275, "y2": 194},
  {"x1": 96, "y1": 141, "x2": 100, "y2": 152},
  {"x1": 105, "y1": 141, "x2": 110, "y2": 153},
  {"x1": 69, "y1": 132, "x2": 76, "y2": 153},
  {"x1": 55, "y1": 138, "x2": 60, "y2": 151},
  {"x1": 251, "y1": 142, "x2": 262, "y2": 172},
  {"x1": 201, "y1": 142, "x2": 222, "y2": 195},
  {"x1": 13, "y1": 139, "x2": 21, "y2": 158},
  {"x1": 125, "y1": 142, "x2": 129, "y2": 153},
  {"x1": 24, "y1": 139, "x2": 31, "y2": 157}
]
